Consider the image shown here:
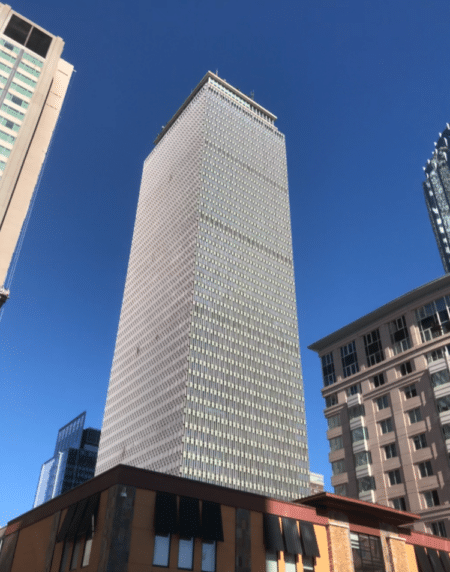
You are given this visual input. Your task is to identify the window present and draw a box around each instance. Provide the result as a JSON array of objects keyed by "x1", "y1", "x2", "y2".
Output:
[
  {"x1": 322, "y1": 352, "x2": 336, "y2": 386},
  {"x1": 364, "y1": 329, "x2": 384, "y2": 366},
  {"x1": 392, "y1": 497, "x2": 407, "y2": 511},
  {"x1": 202, "y1": 541, "x2": 216, "y2": 572},
  {"x1": 354, "y1": 451, "x2": 372, "y2": 467},
  {"x1": 329, "y1": 436, "x2": 343, "y2": 452},
  {"x1": 431, "y1": 521, "x2": 447, "y2": 537},
  {"x1": 153, "y1": 534, "x2": 171, "y2": 567},
  {"x1": 351, "y1": 533, "x2": 385, "y2": 572},
  {"x1": 423, "y1": 490, "x2": 440, "y2": 508},
  {"x1": 412, "y1": 433, "x2": 427, "y2": 450},
  {"x1": 325, "y1": 393, "x2": 338, "y2": 408},
  {"x1": 332, "y1": 459, "x2": 346, "y2": 475},
  {"x1": 408, "y1": 408, "x2": 422, "y2": 423},
  {"x1": 178, "y1": 538, "x2": 194, "y2": 569},
  {"x1": 302, "y1": 556, "x2": 314, "y2": 572},
  {"x1": 400, "y1": 362, "x2": 412, "y2": 376},
  {"x1": 341, "y1": 341, "x2": 359, "y2": 378},
  {"x1": 380, "y1": 418, "x2": 393, "y2": 434},
  {"x1": 389, "y1": 316, "x2": 411, "y2": 354},
  {"x1": 347, "y1": 383, "x2": 362, "y2": 397},
  {"x1": 3, "y1": 14, "x2": 51, "y2": 58},
  {"x1": 442, "y1": 424, "x2": 450, "y2": 440},
  {"x1": 351, "y1": 426, "x2": 368, "y2": 443},
  {"x1": 357, "y1": 476, "x2": 376, "y2": 493},
  {"x1": 327, "y1": 413, "x2": 341, "y2": 429},
  {"x1": 284, "y1": 554, "x2": 296, "y2": 572},
  {"x1": 384, "y1": 443, "x2": 397, "y2": 459},
  {"x1": 373, "y1": 373, "x2": 385, "y2": 388},
  {"x1": 265, "y1": 551, "x2": 277, "y2": 572},
  {"x1": 334, "y1": 484, "x2": 347, "y2": 496},
  {"x1": 376, "y1": 395, "x2": 389, "y2": 410},
  {"x1": 427, "y1": 348, "x2": 444, "y2": 363},
  {"x1": 388, "y1": 470, "x2": 402, "y2": 485},
  {"x1": 404, "y1": 384, "x2": 417, "y2": 399},
  {"x1": 81, "y1": 530, "x2": 93, "y2": 567},
  {"x1": 348, "y1": 404, "x2": 365, "y2": 420},
  {"x1": 431, "y1": 369, "x2": 450, "y2": 388},
  {"x1": 418, "y1": 461, "x2": 434, "y2": 478},
  {"x1": 69, "y1": 536, "x2": 83, "y2": 570},
  {"x1": 437, "y1": 396, "x2": 450, "y2": 413},
  {"x1": 416, "y1": 296, "x2": 450, "y2": 342}
]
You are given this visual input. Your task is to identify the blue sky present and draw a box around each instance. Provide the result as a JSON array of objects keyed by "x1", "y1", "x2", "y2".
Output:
[{"x1": 1, "y1": 0, "x2": 449, "y2": 526}]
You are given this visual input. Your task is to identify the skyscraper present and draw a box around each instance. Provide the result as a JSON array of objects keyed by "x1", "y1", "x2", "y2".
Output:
[
  {"x1": 0, "y1": 4, "x2": 73, "y2": 308},
  {"x1": 96, "y1": 72, "x2": 309, "y2": 500},
  {"x1": 423, "y1": 124, "x2": 450, "y2": 274},
  {"x1": 34, "y1": 412, "x2": 101, "y2": 508}
]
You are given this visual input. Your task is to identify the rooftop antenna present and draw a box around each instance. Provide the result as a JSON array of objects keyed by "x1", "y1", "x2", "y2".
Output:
[
  {"x1": 250, "y1": 91, "x2": 255, "y2": 100},
  {"x1": 216, "y1": 69, "x2": 219, "y2": 76}
]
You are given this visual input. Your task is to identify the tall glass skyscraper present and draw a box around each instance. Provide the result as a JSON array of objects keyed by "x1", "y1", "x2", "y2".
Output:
[
  {"x1": 96, "y1": 72, "x2": 309, "y2": 500},
  {"x1": 423, "y1": 124, "x2": 450, "y2": 273}
]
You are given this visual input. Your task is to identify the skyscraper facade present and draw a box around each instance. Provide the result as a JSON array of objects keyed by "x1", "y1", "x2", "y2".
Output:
[
  {"x1": 0, "y1": 4, "x2": 73, "y2": 307},
  {"x1": 423, "y1": 124, "x2": 450, "y2": 274},
  {"x1": 34, "y1": 412, "x2": 101, "y2": 508},
  {"x1": 96, "y1": 72, "x2": 309, "y2": 500}
]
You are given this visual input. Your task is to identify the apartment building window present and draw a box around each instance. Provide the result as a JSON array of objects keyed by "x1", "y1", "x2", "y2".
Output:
[
  {"x1": 329, "y1": 436, "x2": 343, "y2": 452},
  {"x1": 431, "y1": 369, "x2": 450, "y2": 388},
  {"x1": 202, "y1": 541, "x2": 216, "y2": 572},
  {"x1": 357, "y1": 476, "x2": 376, "y2": 493},
  {"x1": 364, "y1": 329, "x2": 384, "y2": 366},
  {"x1": 354, "y1": 451, "x2": 372, "y2": 467},
  {"x1": 334, "y1": 484, "x2": 347, "y2": 496},
  {"x1": 392, "y1": 497, "x2": 407, "y2": 511},
  {"x1": 408, "y1": 408, "x2": 422, "y2": 423},
  {"x1": 332, "y1": 459, "x2": 346, "y2": 475},
  {"x1": 416, "y1": 296, "x2": 450, "y2": 342},
  {"x1": 423, "y1": 490, "x2": 440, "y2": 508},
  {"x1": 350, "y1": 533, "x2": 385, "y2": 572},
  {"x1": 388, "y1": 470, "x2": 402, "y2": 485},
  {"x1": 352, "y1": 426, "x2": 368, "y2": 443},
  {"x1": 404, "y1": 384, "x2": 417, "y2": 399},
  {"x1": 418, "y1": 461, "x2": 434, "y2": 478},
  {"x1": 322, "y1": 352, "x2": 336, "y2": 386},
  {"x1": 431, "y1": 521, "x2": 447, "y2": 537},
  {"x1": 347, "y1": 383, "x2": 362, "y2": 397},
  {"x1": 400, "y1": 361, "x2": 413, "y2": 376},
  {"x1": 412, "y1": 433, "x2": 427, "y2": 450},
  {"x1": 437, "y1": 396, "x2": 450, "y2": 413},
  {"x1": 442, "y1": 424, "x2": 450, "y2": 440},
  {"x1": 325, "y1": 393, "x2": 338, "y2": 408},
  {"x1": 379, "y1": 418, "x2": 393, "y2": 434},
  {"x1": 373, "y1": 373, "x2": 385, "y2": 388},
  {"x1": 341, "y1": 341, "x2": 359, "y2": 378},
  {"x1": 389, "y1": 316, "x2": 411, "y2": 355},
  {"x1": 427, "y1": 348, "x2": 444, "y2": 363},
  {"x1": 327, "y1": 413, "x2": 341, "y2": 429},
  {"x1": 348, "y1": 404, "x2": 365, "y2": 420},
  {"x1": 153, "y1": 534, "x2": 171, "y2": 566},
  {"x1": 384, "y1": 443, "x2": 397, "y2": 459},
  {"x1": 265, "y1": 552, "x2": 277, "y2": 572},
  {"x1": 376, "y1": 395, "x2": 389, "y2": 410}
]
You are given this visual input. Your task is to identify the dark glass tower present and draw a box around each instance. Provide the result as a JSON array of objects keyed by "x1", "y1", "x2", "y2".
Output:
[{"x1": 423, "y1": 124, "x2": 450, "y2": 273}]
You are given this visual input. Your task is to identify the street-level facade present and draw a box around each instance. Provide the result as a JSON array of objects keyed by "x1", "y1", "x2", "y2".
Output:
[{"x1": 309, "y1": 274, "x2": 450, "y2": 536}]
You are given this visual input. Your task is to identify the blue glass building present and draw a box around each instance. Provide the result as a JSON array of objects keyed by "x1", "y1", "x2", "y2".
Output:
[{"x1": 33, "y1": 412, "x2": 100, "y2": 508}]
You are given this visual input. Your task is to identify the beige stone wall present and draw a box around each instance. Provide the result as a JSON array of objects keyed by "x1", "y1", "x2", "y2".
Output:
[
  {"x1": 327, "y1": 521, "x2": 353, "y2": 572},
  {"x1": 388, "y1": 536, "x2": 412, "y2": 572}
]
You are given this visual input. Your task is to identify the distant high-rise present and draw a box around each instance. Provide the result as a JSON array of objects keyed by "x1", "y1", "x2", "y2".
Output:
[
  {"x1": 96, "y1": 71, "x2": 309, "y2": 500},
  {"x1": 33, "y1": 412, "x2": 100, "y2": 508},
  {"x1": 423, "y1": 124, "x2": 450, "y2": 274},
  {"x1": 0, "y1": 4, "x2": 73, "y2": 308}
]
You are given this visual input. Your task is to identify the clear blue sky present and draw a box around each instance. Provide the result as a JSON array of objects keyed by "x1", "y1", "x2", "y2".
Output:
[{"x1": 1, "y1": 0, "x2": 448, "y2": 526}]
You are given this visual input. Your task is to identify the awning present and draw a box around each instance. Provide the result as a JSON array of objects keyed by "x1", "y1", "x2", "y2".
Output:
[
  {"x1": 56, "y1": 503, "x2": 78, "y2": 543},
  {"x1": 179, "y1": 497, "x2": 201, "y2": 538},
  {"x1": 154, "y1": 492, "x2": 178, "y2": 535},
  {"x1": 263, "y1": 514, "x2": 284, "y2": 552},
  {"x1": 201, "y1": 501, "x2": 223, "y2": 542},
  {"x1": 299, "y1": 521, "x2": 320, "y2": 557},
  {"x1": 429, "y1": 549, "x2": 446, "y2": 572},
  {"x1": 440, "y1": 551, "x2": 450, "y2": 572},
  {"x1": 282, "y1": 517, "x2": 303, "y2": 555},
  {"x1": 415, "y1": 546, "x2": 433, "y2": 572},
  {"x1": 66, "y1": 498, "x2": 89, "y2": 540},
  {"x1": 77, "y1": 492, "x2": 100, "y2": 536}
]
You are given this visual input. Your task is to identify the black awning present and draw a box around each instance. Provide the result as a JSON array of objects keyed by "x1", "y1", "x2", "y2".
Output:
[
  {"x1": 415, "y1": 546, "x2": 434, "y2": 572},
  {"x1": 179, "y1": 497, "x2": 201, "y2": 538},
  {"x1": 429, "y1": 549, "x2": 446, "y2": 572},
  {"x1": 154, "y1": 492, "x2": 178, "y2": 535},
  {"x1": 299, "y1": 521, "x2": 320, "y2": 557},
  {"x1": 263, "y1": 514, "x2": 284, "y2": 552},
  {"x1": 66, "y1": 498, "x2": 89, "y2": 540},
  {"x1": 55, "y1": 503, "x2": 77, "y2": 543},
  {"x1": 77, "y1": 493, "x2": 100, "y2": 536},
  {"x1": 440, "y1": 551, "x2": 450, "y2": 572},
  {"x1": 282, "y1": 518, "x2": 303, "y2": 555},
  {"x1": 201, "y1": 501, "x2": 224, "y2": 542}
]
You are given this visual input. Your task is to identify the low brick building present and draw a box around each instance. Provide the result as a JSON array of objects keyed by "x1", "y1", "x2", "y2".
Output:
[{"x1": 0, "y1": 464, "x2": 449, "y2": 572}]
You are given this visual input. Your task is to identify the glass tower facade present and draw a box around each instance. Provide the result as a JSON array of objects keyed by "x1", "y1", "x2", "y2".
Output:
[
  {"x1": 423, "y1": 124, "x2": 450, "y2": 274},
  {"x1": 95, "y1": 72, "x2": 309, "y2": 500}
]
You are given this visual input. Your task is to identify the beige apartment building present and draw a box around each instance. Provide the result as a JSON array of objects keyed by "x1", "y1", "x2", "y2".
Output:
[
  {"x1": 309, "y1": 274, "x2": 450, "y2": 537},
  {"x1": 0, "y1": 4, "x2": 72, "y2": 308}
]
